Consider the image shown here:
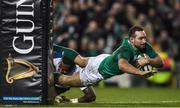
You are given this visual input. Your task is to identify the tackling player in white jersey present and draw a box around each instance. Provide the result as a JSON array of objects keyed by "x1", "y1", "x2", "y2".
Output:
[{"x1": 53, "y1": 52, "x2": 96, "y2": 103}]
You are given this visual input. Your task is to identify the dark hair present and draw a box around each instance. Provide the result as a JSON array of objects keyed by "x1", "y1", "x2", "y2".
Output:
[{"x1": 128, "y1": 25, "x2": 144, "y2": 38}]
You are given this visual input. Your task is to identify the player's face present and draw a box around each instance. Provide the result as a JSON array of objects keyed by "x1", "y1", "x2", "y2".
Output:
[
  {"x1": 132, "y1": 31, "x2": 147, "y2": 49},
  {"x1": 59, "y1": 62, "x2": 71, "y2": 74}
]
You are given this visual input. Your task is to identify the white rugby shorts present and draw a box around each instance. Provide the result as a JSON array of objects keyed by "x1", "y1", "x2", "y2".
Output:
[{"x1": 79, "y1": 54, "x2": 110, "y2": 86}]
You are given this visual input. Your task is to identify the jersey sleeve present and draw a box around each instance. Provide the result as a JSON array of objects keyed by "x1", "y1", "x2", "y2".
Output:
[
  {"x1": 145, "y1": 43, "x2": 158, "y2": 58},
  {"x1": 118, "y1": 48, "x2": 132, "y2": 62},
  {"x1": 53, "y1": 44, "x2": 79, "y2": 61}
]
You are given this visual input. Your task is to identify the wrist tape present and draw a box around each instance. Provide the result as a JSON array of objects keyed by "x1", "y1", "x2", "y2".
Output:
[{"x1": 70, "y1": 98, "x2": 78, "y2": 103}]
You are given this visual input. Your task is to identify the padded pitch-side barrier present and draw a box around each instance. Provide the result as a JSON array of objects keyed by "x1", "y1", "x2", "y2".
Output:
[{"x1": 0, "y1": 0, "x2": 55, "y2": 104}]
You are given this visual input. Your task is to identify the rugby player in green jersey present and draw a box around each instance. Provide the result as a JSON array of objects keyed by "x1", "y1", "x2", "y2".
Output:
[{"x1": 53, "y1": 25, "x2": 163, "y2": 87}]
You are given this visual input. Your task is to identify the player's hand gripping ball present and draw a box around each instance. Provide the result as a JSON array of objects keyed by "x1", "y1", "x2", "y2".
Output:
[{"x1": 136, "y1": 54, "x2": 152, "y2": 71}]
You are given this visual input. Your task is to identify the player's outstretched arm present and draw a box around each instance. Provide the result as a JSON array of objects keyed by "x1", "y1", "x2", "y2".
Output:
[{"x1": 118, "y1": 58, "x2": 155, "y2": 77}]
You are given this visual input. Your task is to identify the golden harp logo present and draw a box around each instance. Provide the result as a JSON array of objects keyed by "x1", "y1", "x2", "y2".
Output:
[{"x1": 5, "y1": 54, "x2": 40, "y2": 84}]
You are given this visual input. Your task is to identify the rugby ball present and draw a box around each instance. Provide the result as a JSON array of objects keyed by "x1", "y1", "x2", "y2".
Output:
[
  {"x1": 141, "y1": 64, "x2": 153, "y2": 71},
  {"x1": 137, "y1": 54, "x2": 153, "y2": 71}
]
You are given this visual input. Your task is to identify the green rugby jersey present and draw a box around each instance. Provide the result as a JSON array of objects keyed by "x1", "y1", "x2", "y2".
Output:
[{"x1": 98, "y1": 38, "x2": 158, "y2": 79}]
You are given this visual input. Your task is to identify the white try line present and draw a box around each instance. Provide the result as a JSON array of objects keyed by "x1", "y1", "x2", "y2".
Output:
[{"x1": 99, "y1": 100, "x2": 180, "y2": 104}]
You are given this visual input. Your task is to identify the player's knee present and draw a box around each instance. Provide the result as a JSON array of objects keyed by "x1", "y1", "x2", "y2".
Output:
[
  {"x1": 91, "y1": 93, "x2": 96, "y2": 101},
  {"x1": 90, "y1": 94, "x2": 96, "y2": 102},
  {"x1": 86, "y1": 93, "x2": 96, "y2": 102}
]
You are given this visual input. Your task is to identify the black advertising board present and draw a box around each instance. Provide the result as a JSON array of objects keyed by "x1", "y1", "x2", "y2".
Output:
[{"x1": 0, "y1": 0, "x2": 55, "y2": 104}]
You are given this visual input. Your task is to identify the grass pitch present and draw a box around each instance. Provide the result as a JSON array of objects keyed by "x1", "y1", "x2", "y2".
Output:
[
  {"x1": 1, "y1": 87, "x2": 180, "y2": 107},
  {"x1": 57, "y1": 87, "x2": 180, "y2": 107}
]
